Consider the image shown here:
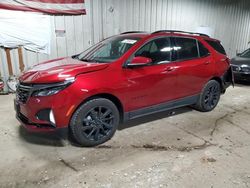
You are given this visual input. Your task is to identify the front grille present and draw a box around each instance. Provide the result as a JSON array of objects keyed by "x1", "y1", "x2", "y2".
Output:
[
  {"x1": 16, "y1": 83, "x2": 33, "y2": 103},
  {"x1": 241, "y1": 66, "x2": 250, "y2": 72}
]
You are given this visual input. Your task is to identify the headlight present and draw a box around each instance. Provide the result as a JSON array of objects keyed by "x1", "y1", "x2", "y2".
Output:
[
  {"x1": 32, "y1": 86, "x2": 66, "y2": 96},
  {"x1": 32, "y1": 79, "x2": 74, "y2": 97}
]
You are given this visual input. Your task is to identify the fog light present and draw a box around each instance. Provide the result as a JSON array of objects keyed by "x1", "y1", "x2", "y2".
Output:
[{"x1": 49, "y1": 110, "x2": 56, "y2": 125}]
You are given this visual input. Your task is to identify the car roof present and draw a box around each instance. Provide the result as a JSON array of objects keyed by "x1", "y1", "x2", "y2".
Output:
[{"x1": 120, "y1": 30, "x2": 219, "y2": 42}]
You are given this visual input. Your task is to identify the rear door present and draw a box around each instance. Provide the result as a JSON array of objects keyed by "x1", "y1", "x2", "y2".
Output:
[{"x1": 172, "y1": 37, "x2": 215, "y2": 99}]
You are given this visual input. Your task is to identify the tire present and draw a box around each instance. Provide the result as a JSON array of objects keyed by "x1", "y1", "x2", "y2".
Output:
[
  {"x1": 70, "y1": 98, "x2": 119, "y2": 147},
  {"x1": 193, "y1": 80, "x2": 221, "y2": 112}
]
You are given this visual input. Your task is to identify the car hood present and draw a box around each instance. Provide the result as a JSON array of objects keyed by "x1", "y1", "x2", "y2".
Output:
[
  {"x1": 231, "y1": 56, "x2": 250, "y2": 66},
  {"x1": 19, "y1": 57, "x2": 109, "y2": 84}
]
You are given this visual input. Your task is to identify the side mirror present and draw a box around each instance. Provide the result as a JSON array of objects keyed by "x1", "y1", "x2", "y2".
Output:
[{"x1": 127, "y1": 56, "x2": 152, "y2": 68}]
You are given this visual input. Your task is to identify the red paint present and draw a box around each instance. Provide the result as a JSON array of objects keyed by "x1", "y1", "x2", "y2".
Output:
[
  {"x1": 16, "y1": 32, "x2": 230, "y2": 132},
  {"x1": 130, "y1": 56, "x2": 152, "y2": 65},
  {"x1": 19, "y1": 57, "x2": 109, "y2": 83}
]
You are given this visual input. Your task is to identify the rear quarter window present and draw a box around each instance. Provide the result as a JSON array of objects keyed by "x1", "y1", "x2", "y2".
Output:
[
  {"x1": 198, "y1": 42, "x2": 210, "y2": 57},
  {"x1": 205, "y1": 40, "x2": 226, "y2": 55}
]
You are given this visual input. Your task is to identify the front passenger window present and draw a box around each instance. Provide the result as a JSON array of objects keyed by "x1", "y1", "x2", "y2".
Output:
[
  {"x1": 135, "y1": 38, "x2": 171, "y2": 64},
  {"x1": 173, "y1": 37, "x2": 199, "y2": 61}
]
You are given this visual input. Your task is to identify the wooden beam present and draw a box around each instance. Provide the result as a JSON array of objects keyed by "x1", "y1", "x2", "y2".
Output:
[
  {"x1": 5, "y1": 48, "x2": 13, "y2": 76},
  {"x1": 18, "y1": 47, "x2": 25, "y2": 72}
]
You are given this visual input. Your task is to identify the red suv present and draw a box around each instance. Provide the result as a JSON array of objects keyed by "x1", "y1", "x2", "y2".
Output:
[{"x1": 15, "y1": 30, "x2": 233, "y2": 146}]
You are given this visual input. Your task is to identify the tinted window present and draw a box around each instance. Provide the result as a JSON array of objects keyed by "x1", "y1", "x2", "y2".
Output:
[
  {"x1": 198, "y1": 42, "x2": 210, "y2": 57},
  {"x1": 135, "y1": 38, "x2": 171, "y2": 64},
  {"x1": 239, "y1": 48, "x2": 250, "y2": 58},
  {"x1": 205, "y1": 40, "x2": 226, "y2": 55},
  {"x1": 174, "y1": 37, "x2": 199, "y2": 61}
]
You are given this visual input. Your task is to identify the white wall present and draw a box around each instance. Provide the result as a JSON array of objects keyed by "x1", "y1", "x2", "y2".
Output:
[{"x1": 1, "y1": 0, "x2": 250, "y2": 89}]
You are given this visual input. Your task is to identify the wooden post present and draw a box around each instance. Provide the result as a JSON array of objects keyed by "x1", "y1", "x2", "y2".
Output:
[
  {"x1": 18, "y1": 47, "x2": 25, "y2": 72},
  {"x1": 4, "y1": 48, "x2": 13, "y2": 76}
]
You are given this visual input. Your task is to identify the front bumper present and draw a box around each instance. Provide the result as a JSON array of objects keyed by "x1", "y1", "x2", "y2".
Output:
[
  {"x1": 15, "y1": 99, "x2": 58, "y2": 132},
  {"x1": 14, "y1": 85, "x2": 83, "y2": 132},
  {"x1": 233, "y1": 72, "x2": 250, "y2": 82}
]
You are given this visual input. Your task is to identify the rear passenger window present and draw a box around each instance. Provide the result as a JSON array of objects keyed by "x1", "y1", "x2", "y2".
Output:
[
  {"x1": 198, "y1": 42, "x2": 210, "y2": 57},
  {"x1": 205, "y1": 40, "x2": 226, "y2": 55},
  {"x1": 174, "y1": 37, "x2": 198, "y2": 61}
]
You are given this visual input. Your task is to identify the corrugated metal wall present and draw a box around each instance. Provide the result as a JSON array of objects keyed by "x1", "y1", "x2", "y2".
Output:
[{"x1": 1, "y1": 0, "x2": 250, "y2": 90}]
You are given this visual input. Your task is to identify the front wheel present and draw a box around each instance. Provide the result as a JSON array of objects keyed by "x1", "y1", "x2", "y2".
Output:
[
  {"x1": 70, "y1": 98, "x2": 119, "y2": 147},
  {"x1": 193, "y1": 80, "x2": 221, "y2": 112}
]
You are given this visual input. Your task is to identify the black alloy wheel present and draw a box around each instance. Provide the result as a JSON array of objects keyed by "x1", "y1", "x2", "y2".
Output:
[
  {"x1": 82, "y1": 106, "x2": 114, "y2": 141},
  {"x1": 70, "y1": 98, "x2": 119, "y2": 147},
  {"x1": 203, "y1": 83, "x2": 220, "y2": 110},
  {"x1": 193, "y1": 80, "x2": 221, "y2": 112}
]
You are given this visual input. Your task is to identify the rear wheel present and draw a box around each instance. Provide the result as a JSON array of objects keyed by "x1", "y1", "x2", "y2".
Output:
[
  {"x1": 70, "y1": 98, "x2": 119, "y2": 147},
  {"x1": 194, "y1": 80, "x2": 221, "y2": 112}
]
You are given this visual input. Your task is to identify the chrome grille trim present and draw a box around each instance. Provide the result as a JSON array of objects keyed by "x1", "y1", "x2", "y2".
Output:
[{"x1": 16, "y1": 83, "x2": 33, "y2": 103}]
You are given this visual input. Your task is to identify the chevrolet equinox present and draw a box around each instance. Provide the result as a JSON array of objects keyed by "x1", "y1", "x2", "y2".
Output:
[{"x1": 15, "y1": 30, "x2": 233, "y2": 146}]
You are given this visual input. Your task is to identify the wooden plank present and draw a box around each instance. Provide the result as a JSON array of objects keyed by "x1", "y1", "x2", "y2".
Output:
[
  {"x1": 10, "y1": 48, "x2": 19, "y2": 76},
  {"x1": 18, "y1": 47, "x2": 25, "y2": 72},
  {"x1": 5, "y1": 48, "x2": 13, "y2": 76}
]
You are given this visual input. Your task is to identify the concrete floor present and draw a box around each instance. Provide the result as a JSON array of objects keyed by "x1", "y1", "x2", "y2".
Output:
[{"x1": 1, "y1": 84, "x2": 250, "y2": 188}]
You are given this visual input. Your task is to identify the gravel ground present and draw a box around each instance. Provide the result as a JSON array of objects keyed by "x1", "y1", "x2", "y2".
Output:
[{"x1": 0, "y1": 84, "x2": 250, "y2": 188}]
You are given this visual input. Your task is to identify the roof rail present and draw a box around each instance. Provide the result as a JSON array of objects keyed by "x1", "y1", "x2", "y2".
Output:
[
  {"x1": 121, "y1": 31, "x2": 147, "y2": 34},
  {"x1": 152, "y1": 30, "x2": 210, "y2": 37}
]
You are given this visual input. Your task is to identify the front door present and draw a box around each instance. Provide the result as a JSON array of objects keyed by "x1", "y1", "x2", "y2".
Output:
[{"x1": 123, "y1": 37, "x2": 177, "y2": 111}]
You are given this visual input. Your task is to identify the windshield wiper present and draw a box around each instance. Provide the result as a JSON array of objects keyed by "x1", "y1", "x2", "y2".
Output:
[
  {"x1": 72, "y1": 55, "x2": 100, "y2": 63},
  {"x1": 80, "y1": 58, "x2": 96, "y2": 62},
  {"x1": 72, "y1": 55, "x2": 92, "y2": 62},
  {"x1": 72, "y1": 54, "x2": 80, "y2": 59}
]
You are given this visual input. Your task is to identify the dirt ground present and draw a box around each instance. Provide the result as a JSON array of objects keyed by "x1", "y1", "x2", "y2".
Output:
[{"x1": 1, "y1": 83, "x2": 250, "y2": 188}]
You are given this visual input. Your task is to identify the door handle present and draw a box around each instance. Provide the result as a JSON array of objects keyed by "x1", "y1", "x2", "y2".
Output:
[
  {"x1": 165, "y1": 67, "x2": 176, "y2": 72},
  {"x1": 204, "y1": 61, "x2": 211, "y2": 65},
  {"x1": 162, "y1": 66, "x2": 176, "y2": 74}
]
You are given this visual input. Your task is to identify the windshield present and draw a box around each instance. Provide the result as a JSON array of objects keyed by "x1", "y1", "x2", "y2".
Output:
[
  {"x1": 74, "y1": 36, "x2": 141, "y2": 63},
  {"x1": 240, "y1": 48, "x2": 250, "y2": 58}
]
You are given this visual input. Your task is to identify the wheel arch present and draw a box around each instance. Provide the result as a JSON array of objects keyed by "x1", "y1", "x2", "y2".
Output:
[
  {"x1": 210, "y1": 77, "x2": 223, "y2": 93},
  {"x1": 73, "y1": 93, "x2": 124, "y2": 123}
]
